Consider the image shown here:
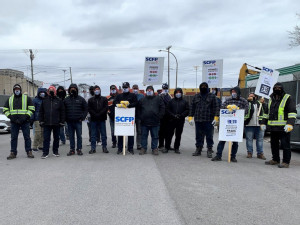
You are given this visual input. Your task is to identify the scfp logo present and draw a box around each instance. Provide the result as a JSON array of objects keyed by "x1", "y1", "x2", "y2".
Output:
[
  {"x1": 221, "y1": 109, "x2": 237, "y2": 114},
  {"x1": 262, "y1": 67, "x2": 273, "y2": 73},
  {"x1": 116, "y1": 116, "x2": 135, "y2": 123},
  {"x1": 203, "y1": 60, "x2": 216, "y2": 65},
  {"x1": 146, "y1": 57, "x2": 158, "y2": 61}
]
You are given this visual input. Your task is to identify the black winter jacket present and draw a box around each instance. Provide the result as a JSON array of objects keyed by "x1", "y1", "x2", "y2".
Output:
[
  {"x1": 39, "y1": 96, "x2": 65, "y2": 126},
  {"x1": 166, "y1": 98, "x2": 189, "y2": 122},
  {"x1": 138, "y1": 95, "x2": 165, "y2": 126},
  {"x1": 88, "y1": 95, "x2": 108, "y2": 121}
]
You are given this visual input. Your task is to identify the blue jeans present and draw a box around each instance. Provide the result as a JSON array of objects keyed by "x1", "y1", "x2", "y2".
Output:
[
  {"x1": 195, "y1": 121, "x2": 214, "y2": 148},
  {"x1": 10, "y1": 122, "x2": 31, "y2": 154},
  {"x1": 43, "y1": 125, "x2": 60, "y2": 155},
  {"x1": 91, "y1": 121, "x2": 107, "y2": 150},
  {"x1": 67, "y1": 121, "x2": 82, "y2": 150},
  {"x1": 109, "y1": 118, "x2": 117, "y2": 144},
  {"x1": 245, "y1": 126, "x2": 264, "y2": 154},
  {"x1": 141, "y1": 125, "x2": 159, "y2": 151},
  {"x1": 59, "y1": 126, "x2": 66, "y2": 143},
  {"x1": 216, "y1": 141, "x2": 239, "y2": 158}
]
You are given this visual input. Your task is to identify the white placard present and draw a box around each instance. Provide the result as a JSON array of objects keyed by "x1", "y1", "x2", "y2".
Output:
[
  {"x1": 202, "y1": 59, "x2": 223, "y2": 88},
  {"x1": 219, "y1": 109, "x2": 245, "y2": 142},
  {"x1": 254, "y1": 66, "x2": 279, "y2": 99},
  {"x1": 114, "y1": 108, "x2": 135, "y2": 136},
  {"x1": 143, "y1": 57, "x2": 164, "y2": 85}
]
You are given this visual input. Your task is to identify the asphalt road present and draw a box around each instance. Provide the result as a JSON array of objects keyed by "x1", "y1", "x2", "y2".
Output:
[{"x1": 0, "y1": 121, "x2": 300, "y2": 225}]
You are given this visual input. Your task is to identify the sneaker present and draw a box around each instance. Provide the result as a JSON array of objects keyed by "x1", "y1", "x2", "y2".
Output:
[
  {"x1": 247, "y1": 152, "x2": 252, "y2": 158},
  {"x1": 231, "y1": 157, "x2": 237, "y2": 163},
  {"x1": 97, "y1": 142, "x2": 102, "y2": 146},
  {"x1": 207, "y1": 148, "x2": 213, "y2": 158},
  {"x1": 139, "y1": 148, "x2": 146, "y2": 155},
  {"x1": 32, "y1": 148, "x2": 38, "y2": 152},
  {"x1": 211, "y1": 156, "x2": 222, "y2": 161},
  {"x1": 89, "y1": 149, "x2": 96, "y2": 154},
  {"x1": 77, "y1": 150, "x2": 83, "y2": 156},
  {"x1": 41, "y1": 154, "x2": 48, "y2": 159},
  {"x1": 192, "y1": 147, "x2": 202, "y2": 156},
  {"x1": 53, "y1": 153, "x2": 60, "y2": 157},
  {"x1": 7, "y1": 152, "x2": 16, "y2": 160},
  {"x1": 257, "y1": 153, "x2": 266, "y2": 160},
  {"x1": 152, "y1": 148, "x2": 159, "y2": 155},
  {"x1": 112, "y1": 143, "x2": 117, "y2": 148},
  {"x1": 174, "y1": 149, "x2": 181, "y2": 154},
  {"x1": 67, "y1": 150, "x2": 75, "y2": 156},
  {"x1": 278, "y1": 162, "x2": 289, "y2": 168},
  {"x1": 103, "y1": 147, "x2": 109, "y2": 153},
  {"x1": 265, "y1": 160, "x2": 279, "y2": 165},
  {"x1": 27, "y1": 151, "x2": 34, "y2": 158},
  {"x1": 128, "y1": 149, "x2": 134, "y2": 155}
]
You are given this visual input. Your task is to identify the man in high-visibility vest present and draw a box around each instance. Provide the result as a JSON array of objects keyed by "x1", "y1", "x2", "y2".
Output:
[
  {"x1": 3, "y1": 84, "x2": 35, "y2": 160},
  {"x1": 261, "y1": 83, "x2": 297, "y2": 168}
]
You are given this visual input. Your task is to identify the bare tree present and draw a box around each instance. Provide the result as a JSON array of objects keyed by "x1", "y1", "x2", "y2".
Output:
[{"x1": 289, "y1": 13, "x2": 300, "y2": 47}]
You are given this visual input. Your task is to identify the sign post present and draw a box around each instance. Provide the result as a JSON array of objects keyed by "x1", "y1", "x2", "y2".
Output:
[
  {"x1": 219, "y1": 109, "x2": 245, "y2": 163},
  {"x1": 114, "y1": 108, "x2": 135, "y2": 156}
]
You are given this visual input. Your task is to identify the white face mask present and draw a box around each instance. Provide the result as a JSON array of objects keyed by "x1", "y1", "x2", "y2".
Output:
[
  {"x1": 111, "y1": 89, "x2": 116, "y2": 94},
  {"x1": 212, "y1": 90, "x2": 216, "y2": 95},
  {"x1": 133, "y1": 89, "x2": 138, "y2": 94},
  {"x1": 175, "y1": 93, "x2": 182, "y2": 98},
  {"x1": 123, "y1": 88, "x2": 129, "y2": 93},
  {"x1": 232, "y1": 93, "x2": 237, "y2": 99},
  {"x1": 163, "y1": 89, "x2": 168, "y2": 93},
  {"x1": 40, "y1": 93, "x2": 45, "y2": 98},
  {"x1": 14, "y1": 90, "x2": 21, "y2": 95},
  {"x1": 146, "y1": 91, "x2": 154, "y2": 96}
]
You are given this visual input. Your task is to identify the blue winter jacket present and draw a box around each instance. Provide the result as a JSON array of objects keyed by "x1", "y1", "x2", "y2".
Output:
[{"x1": 32, "y1": 88, "x2": 47, "y2": 121}]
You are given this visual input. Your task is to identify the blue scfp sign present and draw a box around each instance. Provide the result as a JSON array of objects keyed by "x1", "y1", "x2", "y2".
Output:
[{"x1": 115, "y1": 116, "x2": 135, "y2": 123}]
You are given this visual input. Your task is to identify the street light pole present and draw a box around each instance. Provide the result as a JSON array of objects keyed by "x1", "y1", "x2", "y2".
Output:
[
  {"x1": 194, "y1": 66, "x2": 200, "y2": 94},
  {"x1": 159, "y1": 47, "x2": 178, "y2": 88},
  {"x1": 166, "y1": 45, "x2": 172, "y2": 87},
  {"x1": 62, "y1": 69, "x2": 67, "y2": 87},
  {"x1": 29, "y1": 49, "x2": 35, "y2": 96}
]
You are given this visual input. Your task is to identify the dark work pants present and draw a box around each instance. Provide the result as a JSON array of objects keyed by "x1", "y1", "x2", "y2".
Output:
[
  {"x1": 118, "y1": 136, "x2": 134, "y2": 151},
  {"x1": 270, "y1": 131, "x2": 291, "y2": 164},
  {"x1": 159, "y1": 117, "x2": 169, "y2": 147},
  {"x1": 43, "y1": 125, "x2": 60, "y2": 155},
  {"x1": 165, "y1": 119, "x2": 185, "y2": 149},
  {"x1": 10, "y1": 122, "x2": 31, "y2": 154}
]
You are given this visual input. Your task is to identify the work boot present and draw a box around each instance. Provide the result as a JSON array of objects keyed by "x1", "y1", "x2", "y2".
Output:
[
  {"x1": 247, "y1": 152, "x2": 252, "y2": 158},
  {"x1": 278, "y1": 162, "x2": 289, "y2": 168},
  {"x1": 257, "y1": 153, "x2": 266, "y2": 160},
  {"x1": 231, "y1": 157, "x2": 237, "y2": 163},
  {"x1": 207, "y1": 148, "x2": 213, "y2": 158},
  {"x1": 211, "y1": 155, "x2": 222, "y2": 161},
  {"x1": 265, "y1": 160, "x2": 279, "y2": 165},
  {"x1": 77, "y1": 149, "x2": 83, "y2": 156},
  {"x1": 174, "y1": 149, "x2": 181, "y2": 154},
  {"x1": 7, "y1": 152, "x2": 16, "y2": 160},
  {"x1": 102, "y1": 147, "x2": 109, "y2": 153},
  {"x1": 112, "y1": 143, "x2": 117, "y2": 148},
  {"x1": 67, "y1": 150, "x2": 75, "y2": 156},
  {"x1": 192, "y1": 147, "x2": 202, "y2": 156},
  {"x1": 139, "y1": 148, "x2": 146, "y2": 155},
  {"x1": 128, "y1": 149, "x2": 134, "y2": 155},
  {"x1": 89, "y1": 149, "x2": 96, "y2": 154},
  {"x1": 117, "y1": 149, "x2": 122, "y2": 154},
  {"x1": 27, "y1": 151, "x2": 34, "y2": 158},
  {"x1": 152, "y1": 148, "x2": 159, "y2": 155}
]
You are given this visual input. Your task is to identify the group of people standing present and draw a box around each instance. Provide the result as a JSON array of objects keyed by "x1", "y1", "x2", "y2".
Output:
[{"x1": 3, "y1": 81, "x2": 297, "y2": 168}]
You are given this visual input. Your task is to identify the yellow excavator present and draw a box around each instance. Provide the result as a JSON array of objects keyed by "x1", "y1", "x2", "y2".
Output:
[{"x1": 238, "y1": 63, "x2": 261, "y2": 88}]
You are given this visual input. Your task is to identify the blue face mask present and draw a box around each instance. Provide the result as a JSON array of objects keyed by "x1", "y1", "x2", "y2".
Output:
[
  {"x1": 232, "y1": 93, "x2": 237, "y2": 99},
  {"x1": 133, "y1": 89, "x2": 139, "y2": 94},
  {"x1": 212, "y1": 90, "x2": 216, "y2": 95},
  {"x1": 95, "y1": 90, "x2": 100, "y2": 95},
  {"x1": 146, "y1": 91, "x2": 153, "y2": 96},
  {"x1": 123, "y1": 88, "x2": 129, "y2": 93},
  {"x1": 40, "y1": 92, "x2": 45, "y2": 98},
  {"x1": 163, "y1": 89, "x2": 168, "y2": 94},
  {"x1": 175, "y1": 93, "x2": 182, "y2": 98},
  {"x1": 14, "y1": 90, "x2": 21, "y2": 95},
  {"x1": 111, "y1": 89, "x2": 116, "y2": 94}
]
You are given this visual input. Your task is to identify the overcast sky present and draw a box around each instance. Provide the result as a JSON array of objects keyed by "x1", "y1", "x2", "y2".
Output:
[{"x1": 0, "y1": 0, "x2": 299, "y2": 95}]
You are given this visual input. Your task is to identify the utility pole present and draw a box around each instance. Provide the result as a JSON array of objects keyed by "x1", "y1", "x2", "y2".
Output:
[
  {"x1": 29, "y1": 49, "x2": 35, "y2": 96},
  {"x1": 166, "y1": 45, "x2": 172, "y2": 87},
  {"x1": 69, "y1": 67, "x2": 73, "y2": 84},
  {"x1": 62, "y1": 69, "x2": 67, "y2": 87},
  {"x1": 194, "y1": 65, "x2": 200, "y2": 94}
]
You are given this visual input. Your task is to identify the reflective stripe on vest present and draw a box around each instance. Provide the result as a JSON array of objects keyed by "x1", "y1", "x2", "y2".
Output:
[
  {"x1": 8, "y1": 95, "x2": 29, "y2": 115},
  {"x1": 267, "y1": 94, "x2": 290, "y2": 126}
]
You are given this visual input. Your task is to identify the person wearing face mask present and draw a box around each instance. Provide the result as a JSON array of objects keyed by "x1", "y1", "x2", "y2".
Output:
[
  {"x1": 244, "y1": 92, "x2": 268, "y2": 160},
  {"x1": 261, "y1": 83, "x2": 297, "y2": 168},
  {"x1": 39, "y1": 86, "x2": 65, "y2": 158},
  {"x1": 107, "y1": 85, "x2": 118, "y2": 148},
  {"x1": 211, "y1": 88, "x2": 222, "y2": 108},
  {"x1": 158, "y1": 83, "x2": 172, "y2": 150},
  {"x1": 138, "y1": 86, "x2": 165, "y2": 155},
  {"x1": 164, "y1": 88, "x2": 189, "y2": 154},
  {"x1": 132, "y1": 84, "x2": 144, "y2": 150},
  {"x1": 114, "y1": 82, "x2": 138, "y2": 154},
  {"x1": 4, "y1": 84, "x2": 35, "y2": 160},
  {"x1": 212, "y1": 86, "x2": 248, "y2": 162},
  {"x1": 189, "y1": 82, "x2": 220, "y2": 158},
  {"x1": 56, "y1": 86, "x2": 69, "y2": 145},
  {"x1": 88, "y1": 85, "x2": 108, "y2": 154},
  {"x1": 64, "y1": 84, "x2": 88, "y2": 156},
  {"x1": 32, "y1": 87, "x2": 47, "y2": 152}
]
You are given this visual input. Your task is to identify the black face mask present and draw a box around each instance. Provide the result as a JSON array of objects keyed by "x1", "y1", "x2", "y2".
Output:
[
  {"x1": 200, "y1": 87, "x2": 208, "y2": 94},
  {"x1": 71, "y1": 90, "x2": 77, "y2": 95},
  {"x1": 49, "y1": 91, "x2": 54, "y2": 97},
  {"x1": 273, "y1": 89, "x2": 282, "y2": 95}
]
